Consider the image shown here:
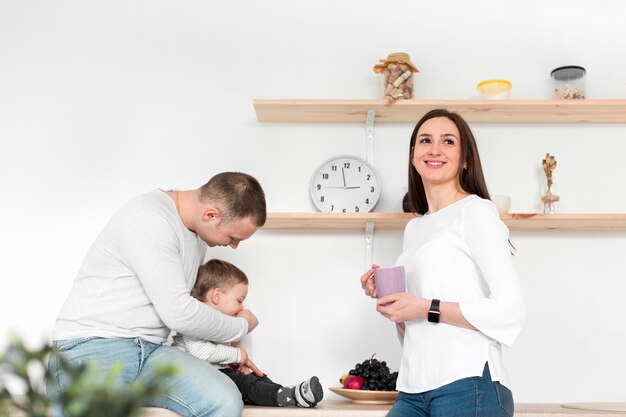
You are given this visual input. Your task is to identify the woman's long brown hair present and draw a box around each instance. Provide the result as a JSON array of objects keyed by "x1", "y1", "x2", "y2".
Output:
[{"x1": 407, "y1": 109, "x2": 491, "y2": 215}]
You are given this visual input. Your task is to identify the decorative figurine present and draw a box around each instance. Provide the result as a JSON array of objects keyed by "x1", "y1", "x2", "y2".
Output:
[{"x1": 541, "y1": 153, "x2": 560, "y2": 214}]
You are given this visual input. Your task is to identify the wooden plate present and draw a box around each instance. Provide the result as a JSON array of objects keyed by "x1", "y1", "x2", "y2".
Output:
[{"x1": 329, "y1": 387, "x2": 398, "y2": 404}]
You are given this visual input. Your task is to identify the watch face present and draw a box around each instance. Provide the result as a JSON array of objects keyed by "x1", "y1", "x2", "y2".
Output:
[
  {"x1": 428, "y1": 310, "x2": 441, "y2": 323},
  {"x1": 310, "y1": 155, "x2": 381, "y2": 213}
]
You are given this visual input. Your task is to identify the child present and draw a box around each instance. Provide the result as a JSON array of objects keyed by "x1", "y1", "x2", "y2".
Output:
[{"x1": 172, "y1": 259, "x2": 324, "y2": 408}]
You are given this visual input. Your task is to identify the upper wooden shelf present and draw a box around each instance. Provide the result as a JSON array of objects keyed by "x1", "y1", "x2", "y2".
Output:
[
  {"x1": 253, "y1": 99, "x2": 626, "y2": 123},
  {"x1": 263, "y1": 213, "x2": 626, "y2": 231}
]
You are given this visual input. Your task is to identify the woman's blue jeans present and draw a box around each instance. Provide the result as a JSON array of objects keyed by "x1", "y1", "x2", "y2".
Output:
[
  {"x1": 386, "y1": 363, "x2": 514, "y2": 417},
  {"x1": 47, "y1": 337, "x2": 243, "y2": 417}
]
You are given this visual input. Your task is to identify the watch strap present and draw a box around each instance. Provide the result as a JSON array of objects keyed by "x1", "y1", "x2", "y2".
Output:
[{"x1": 428, "y1": 299, "x2": 441, "y2": 323}]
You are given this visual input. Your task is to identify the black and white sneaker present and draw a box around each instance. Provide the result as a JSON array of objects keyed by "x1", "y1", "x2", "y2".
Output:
[{"x1": 294, "y1": 376, "x2": 324, "y2": 408}]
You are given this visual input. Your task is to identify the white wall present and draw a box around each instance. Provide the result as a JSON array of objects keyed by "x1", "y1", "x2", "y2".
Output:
[{"x1": 1, "y1": 0, "x2": 626, "y2": 404}]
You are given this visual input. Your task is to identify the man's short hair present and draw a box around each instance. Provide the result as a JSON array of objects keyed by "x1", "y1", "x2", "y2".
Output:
[{"x1": 200, "y1": 172, "x2": 266, "y2": 227}]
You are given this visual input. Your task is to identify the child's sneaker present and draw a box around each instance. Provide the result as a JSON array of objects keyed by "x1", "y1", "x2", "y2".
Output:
[{"x1": 294, "y1": 376, "x2": 324, "y2": 408}]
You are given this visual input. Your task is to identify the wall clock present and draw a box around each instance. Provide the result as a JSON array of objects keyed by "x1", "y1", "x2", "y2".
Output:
[{"x1": 310, "y1": 155, "x2": 381, "y2": 213}]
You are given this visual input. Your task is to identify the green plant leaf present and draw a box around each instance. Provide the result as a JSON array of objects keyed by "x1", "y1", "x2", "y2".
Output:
[{"x1": 1, "y1": 333, "x2": 179, "y2": 417}]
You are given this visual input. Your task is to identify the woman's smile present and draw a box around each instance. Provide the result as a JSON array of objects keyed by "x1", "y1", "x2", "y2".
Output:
[
  {"x1": 424, "y1": 160, "x2": 446, "y2": 168},
  {"x1": 413, "y1": 117, "x2": 463, "y2": 186}
]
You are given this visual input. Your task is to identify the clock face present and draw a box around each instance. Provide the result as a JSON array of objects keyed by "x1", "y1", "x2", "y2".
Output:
[{"x1": 310, "y1": 155, "x2": 381, "y2": 213}]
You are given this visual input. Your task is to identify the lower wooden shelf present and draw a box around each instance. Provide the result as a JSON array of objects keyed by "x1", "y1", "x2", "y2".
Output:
[
  {"x1": 263, "y1": 213, "x2": 626, "y2": 231},
  {"x1": 502, "y1": 213, "x2": 626, "y2": 231}
]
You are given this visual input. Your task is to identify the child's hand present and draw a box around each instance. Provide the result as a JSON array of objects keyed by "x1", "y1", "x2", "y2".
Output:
[
  {"x1": 237, "y1": 346, "x2": 248, "y2": 364},
  {"x1": 237, "y1": 347, "x2": 264, "y2": 377}
]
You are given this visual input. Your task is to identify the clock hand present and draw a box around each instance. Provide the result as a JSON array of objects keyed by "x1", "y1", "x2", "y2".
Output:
[
  {"x1": 346, "y1": 186, "x2": 361, "y2": 189},
  {"x1": 342, "y1": 168, "x2": 347, "y2": 189}
]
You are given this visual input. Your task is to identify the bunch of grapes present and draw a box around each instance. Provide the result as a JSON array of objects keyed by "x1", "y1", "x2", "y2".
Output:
[{"x1": 348, "y1": 354, "x2": 398, "y2": 391}]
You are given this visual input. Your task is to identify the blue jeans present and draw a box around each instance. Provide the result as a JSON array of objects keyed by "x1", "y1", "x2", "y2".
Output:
[
  {"x1": 386, "y1": 363, "x2": 514, "y2": 417},
  {"x1": 47, "y1": 337, "x2": 243, "y2": 417}
]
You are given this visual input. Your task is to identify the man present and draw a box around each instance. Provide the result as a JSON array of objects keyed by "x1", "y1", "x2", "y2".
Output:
[{"x1": 48, "y1": 172, "x2": 266, "y2": 417}]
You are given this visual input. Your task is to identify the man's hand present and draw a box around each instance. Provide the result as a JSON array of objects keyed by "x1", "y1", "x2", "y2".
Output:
[{"x1": 237, "y1": 309, "x2": 259, "y2": 333}]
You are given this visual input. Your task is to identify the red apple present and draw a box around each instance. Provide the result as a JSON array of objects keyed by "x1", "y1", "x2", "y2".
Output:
[{"x1": 343, "y1": 375, "x2": 364, "y2": 390}]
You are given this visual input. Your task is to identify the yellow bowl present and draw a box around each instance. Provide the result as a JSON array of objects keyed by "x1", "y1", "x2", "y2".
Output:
[{"x1": 477, "y1": 79, "x2": 512, "y2": 99}]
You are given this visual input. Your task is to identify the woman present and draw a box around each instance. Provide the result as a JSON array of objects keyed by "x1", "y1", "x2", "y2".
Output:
[{"x1": 361, "y1": 109, "x2": 525, "y2": 417}]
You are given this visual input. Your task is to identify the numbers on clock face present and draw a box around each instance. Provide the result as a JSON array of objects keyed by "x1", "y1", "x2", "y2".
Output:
[{"x1": 310, "y1": 156, "x2": 381, "y2": 213}]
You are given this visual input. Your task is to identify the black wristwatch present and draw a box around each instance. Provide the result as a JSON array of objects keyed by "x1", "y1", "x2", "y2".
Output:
[{"x1": 428, "y1": 299, "x2": 441, "y2": 323}]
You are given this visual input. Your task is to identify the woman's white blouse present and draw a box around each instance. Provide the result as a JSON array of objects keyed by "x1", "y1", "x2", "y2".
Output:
[{"x1": 395, "y1": 195, "x2": 525, "y2": 393}]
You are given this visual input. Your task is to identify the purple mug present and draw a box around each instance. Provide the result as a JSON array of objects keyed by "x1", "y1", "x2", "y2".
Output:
[{"x1": 374, "y1": 266, "x2": 406, "y2": 298}]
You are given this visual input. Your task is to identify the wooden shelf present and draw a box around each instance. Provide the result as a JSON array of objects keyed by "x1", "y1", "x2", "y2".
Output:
[
  {"x1": 256, "y1": 99, "x2": 626, "y2": 232},
  {"x1": 253, "y1": 99, "x2": 626, "y2": 123},
  {"x1": 263, "y1": 213, "x2": 626, "y2": 231},
  {"x1": 264, "y1": 212, "x2": 414, "y2": 230}
]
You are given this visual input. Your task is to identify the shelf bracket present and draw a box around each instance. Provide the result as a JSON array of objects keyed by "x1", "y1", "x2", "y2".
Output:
[
  {"x1": 365, "y1": 110, "x2": 375, "y2": 165},
  {"x1": 364, "y1": 221, "x2": 375, "y2": 269}
]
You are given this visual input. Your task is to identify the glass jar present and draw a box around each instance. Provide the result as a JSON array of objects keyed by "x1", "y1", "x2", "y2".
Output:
[
  {"x1": 551, "y1": 65, "x2": 586, "y2": 99},
  {"x1": 373, "y1": 53, "x2": 419, "y2": 101},
  {"x1": 382, "y1": 62, "x2": 415, "y2": 100}
]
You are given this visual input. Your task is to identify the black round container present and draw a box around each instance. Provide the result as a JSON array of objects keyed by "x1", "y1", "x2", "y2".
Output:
[{"x1": 551, "y1": 65, "x2": 586, "y2": 99}]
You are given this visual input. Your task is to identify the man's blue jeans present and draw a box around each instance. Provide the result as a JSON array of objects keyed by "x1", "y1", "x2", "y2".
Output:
[
  {"x1": 47, "y1": 337, "x2": 243, "y2": 417},
  {"x1": 386, "y1": 363, "x2": 514, "y2": 417}
]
